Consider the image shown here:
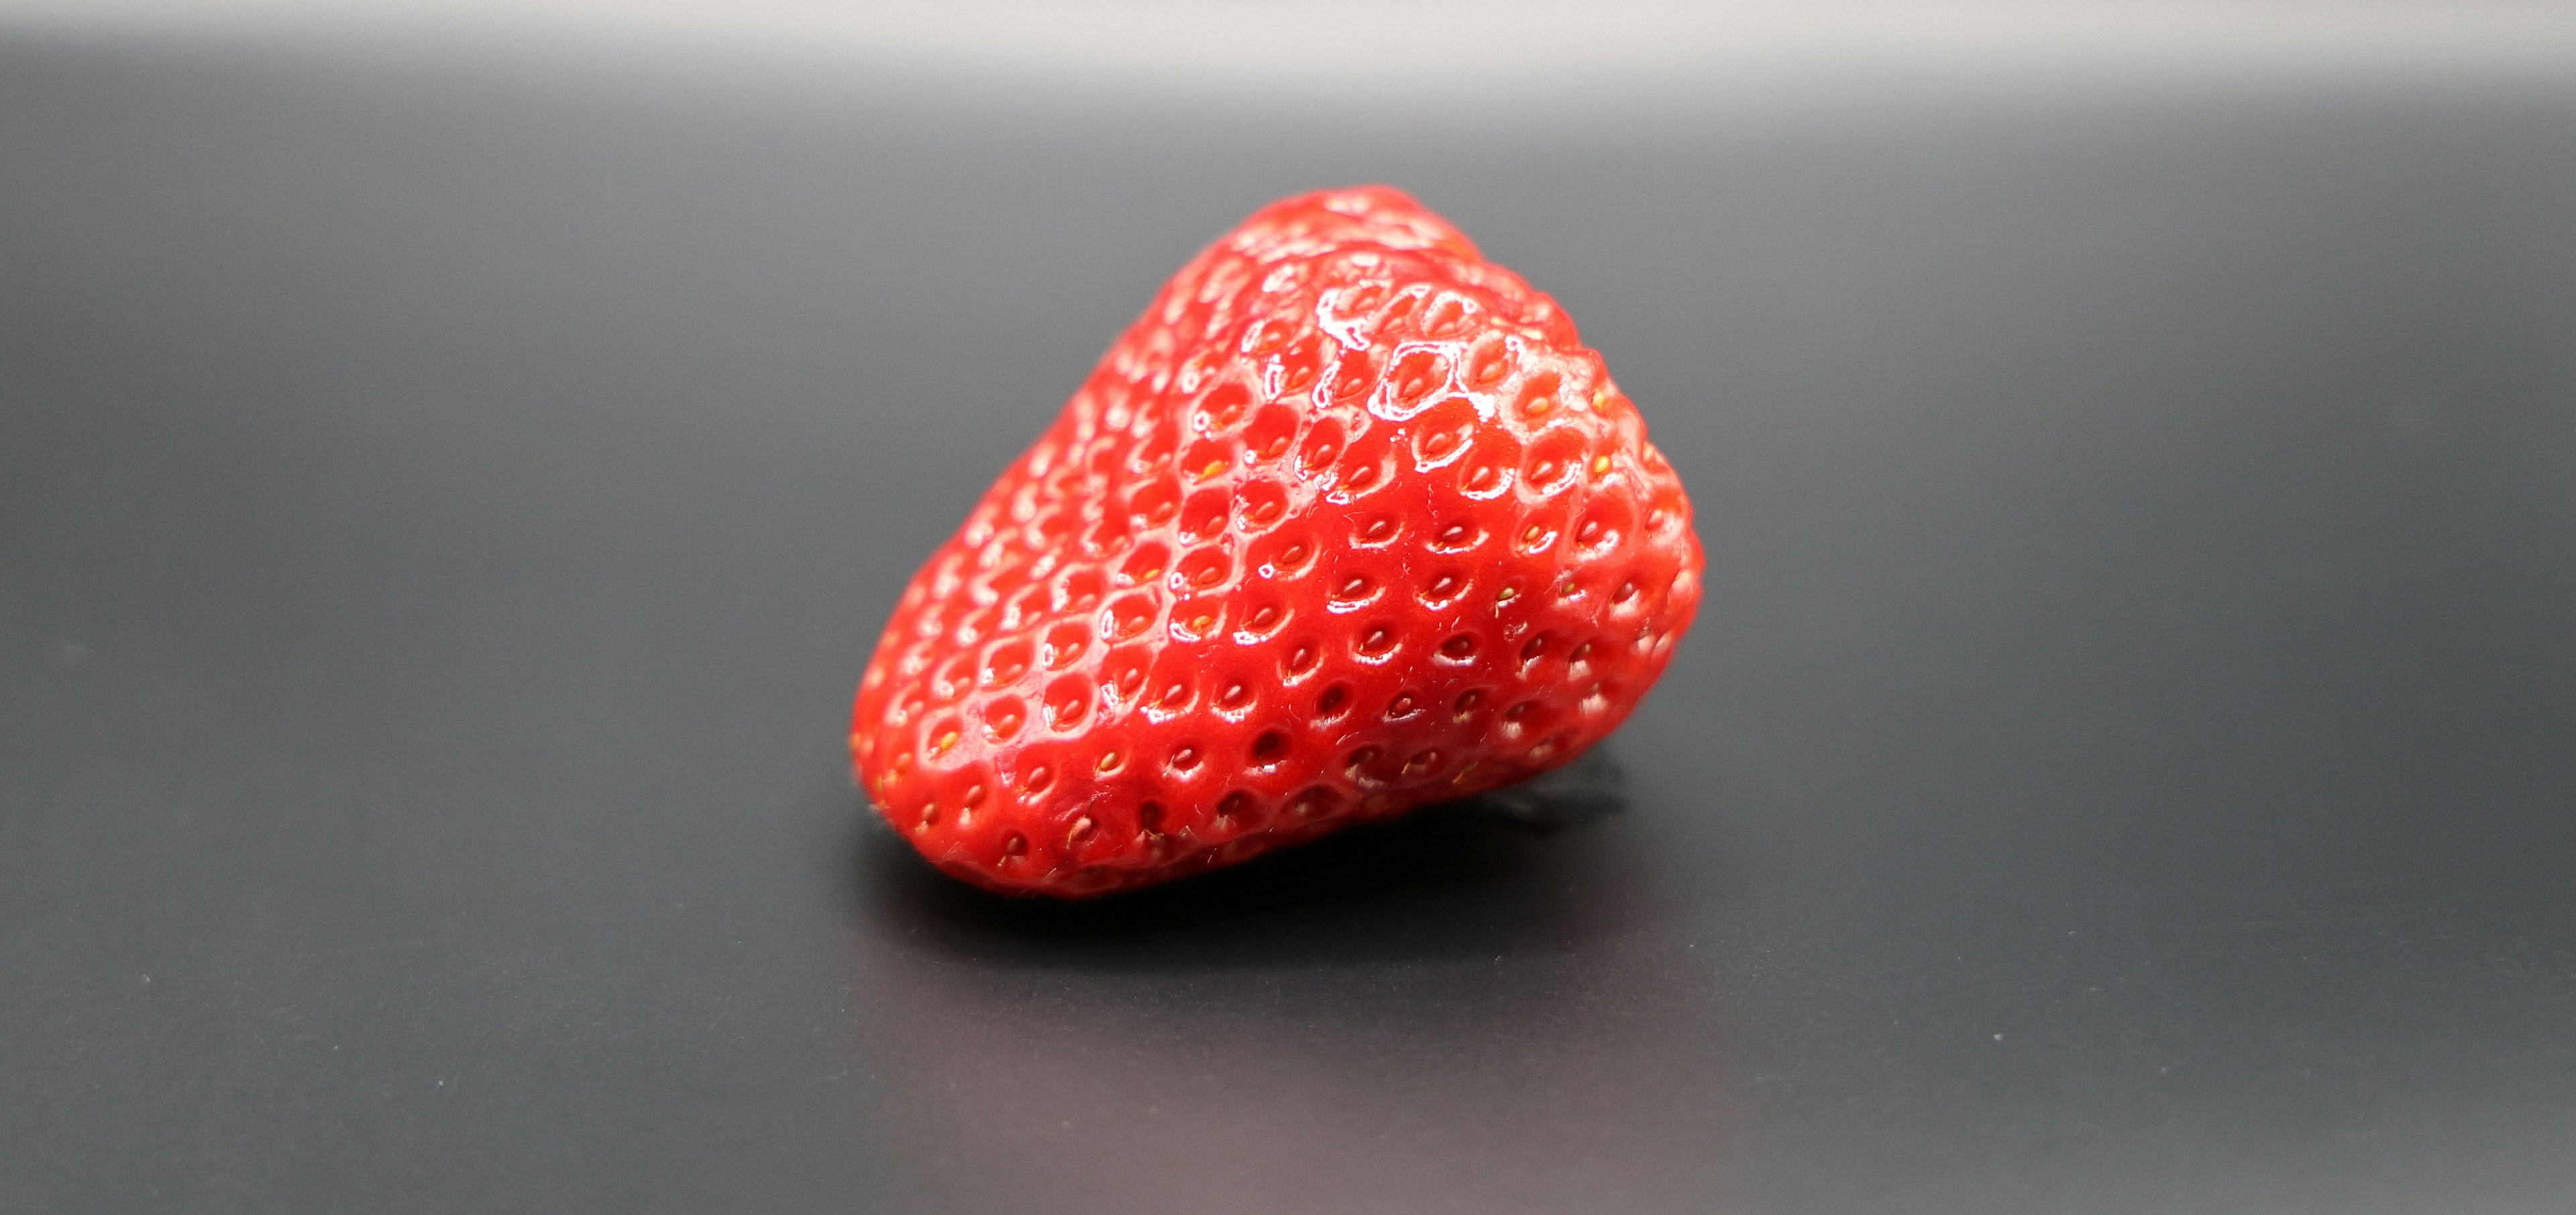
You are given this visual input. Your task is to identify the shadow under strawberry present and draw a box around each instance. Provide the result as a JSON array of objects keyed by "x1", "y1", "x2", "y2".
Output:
[
  {"x1": 840, "y1": 745, "x2": 1741, "y2": 1211},
  {"x1": 851, "y1": 746, "x2": 1642, "y2": 971}
]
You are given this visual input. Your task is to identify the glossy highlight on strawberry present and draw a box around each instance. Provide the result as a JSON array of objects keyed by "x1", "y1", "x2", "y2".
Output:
[{"x1": 852, "y1": 187, "x2": 1701, "y2": 896}]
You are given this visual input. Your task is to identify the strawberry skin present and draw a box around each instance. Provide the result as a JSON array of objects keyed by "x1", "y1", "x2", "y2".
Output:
[{"x1": 851, "y1": 187, "x2": 1701, "y2": 897}]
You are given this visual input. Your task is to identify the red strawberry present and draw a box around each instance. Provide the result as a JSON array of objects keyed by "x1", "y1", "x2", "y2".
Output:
[{"x1": 851, "y1": 187, "x2": 1701, "y2": 897}]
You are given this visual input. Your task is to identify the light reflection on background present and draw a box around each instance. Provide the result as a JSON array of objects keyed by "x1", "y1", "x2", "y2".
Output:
[{"x1": 10, "y1": 1, "x2": 2576, "y2": 89}]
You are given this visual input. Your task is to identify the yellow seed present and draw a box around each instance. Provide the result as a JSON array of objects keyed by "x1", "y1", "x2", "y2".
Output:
[
  {"x1": 1496, "y1": 586, "x2": 1518, "y2": 602},
  {"x1": 1097, "y1": 751, "x2": 1120, "y2": 772},
  {"x1": 1591, "y1": 455, "x2": 1611, "y2": 475},
  {"x1": 931, "y1": 731, "x2": 957, "y2": 754},
  {"x1": 1198, "y1": 460, "x2": 1226, "y2": 480}
]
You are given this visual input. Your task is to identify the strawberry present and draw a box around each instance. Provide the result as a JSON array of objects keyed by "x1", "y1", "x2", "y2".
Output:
[{"x1": 851, "y1": 187, "x2": 1701, "y2": 897}]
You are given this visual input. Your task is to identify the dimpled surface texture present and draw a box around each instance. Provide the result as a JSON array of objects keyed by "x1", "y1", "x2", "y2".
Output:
[{"x1": 851, "y1": 187, "x2": 1701, "y2": 896}]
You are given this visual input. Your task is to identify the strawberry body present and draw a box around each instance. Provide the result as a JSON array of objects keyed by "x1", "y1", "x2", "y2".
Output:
[{"x1": 851, "y1": 187, "x2": 1701, "y2": 896}]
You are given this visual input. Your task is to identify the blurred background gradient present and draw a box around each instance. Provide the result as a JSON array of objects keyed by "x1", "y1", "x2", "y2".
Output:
[{"x1": 4, "y1": 4, "x2": 2574, "y2": 1214}]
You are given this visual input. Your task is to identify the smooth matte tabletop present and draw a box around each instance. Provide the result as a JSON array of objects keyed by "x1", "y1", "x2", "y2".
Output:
[{"x1": 4, "y1": 34, "x2": 2573, "y2": 1215}]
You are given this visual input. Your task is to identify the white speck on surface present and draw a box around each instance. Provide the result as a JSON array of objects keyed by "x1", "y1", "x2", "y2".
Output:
[{"x1": 1993, "y1": 1033, "x2": 2004, "y2": 1041}]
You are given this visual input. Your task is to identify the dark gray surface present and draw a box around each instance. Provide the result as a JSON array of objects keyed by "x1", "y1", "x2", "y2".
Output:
[{"x1": 4, "y1": 35, "x2": 2575, "y2": 1214}]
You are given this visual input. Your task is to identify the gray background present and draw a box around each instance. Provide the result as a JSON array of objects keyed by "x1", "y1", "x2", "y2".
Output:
[{"x1": 3, "y1": 16, "x2": 2574, "y2": 1214}]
